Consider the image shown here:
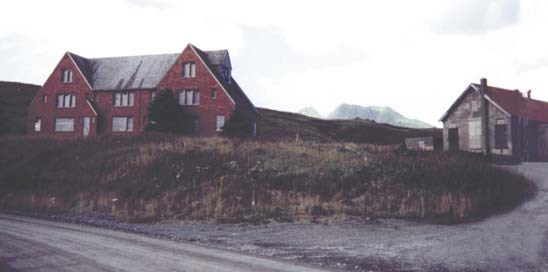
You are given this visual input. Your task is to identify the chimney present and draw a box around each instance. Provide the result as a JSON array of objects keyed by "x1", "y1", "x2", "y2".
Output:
[
  {"x1": 480, "y1": 78, "x2": 487, "y2": 95},
  {"x1": 527, "y1": 90, "x2": 532, "y2": 99}
]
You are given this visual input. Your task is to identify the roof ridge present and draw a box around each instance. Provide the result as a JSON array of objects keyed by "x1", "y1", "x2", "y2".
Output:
[{"x1": 88, "y1": 52, "x2": 180, "y2": 61}]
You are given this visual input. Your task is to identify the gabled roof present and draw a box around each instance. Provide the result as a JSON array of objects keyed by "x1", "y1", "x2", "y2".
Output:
[
  {"x1": 481, "y1": 84, "x2": 548, "y2": 123},
  {"x1": 203, "y1": 50, "x2": 231, "y2": 68},
  {"x1": 69, "y1": 52, "x2": 179, "y2": 91},
  {"x1": 191, "y1": 45, "x2": 257, "y2": 114},
  {"x1": 441, "y1": 82, "x2": 548, "y2": 123},
  {"x1": 65, "y1": 45, "x2": 257, "y2": 114}
]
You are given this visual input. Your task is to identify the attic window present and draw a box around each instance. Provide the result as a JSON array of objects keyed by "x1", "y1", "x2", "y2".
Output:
[
  {"x1": 183, "y1": 62, "x2": 196, "y2": 78},
  {"x1": 221, "y1": 67, "x2": 230, "y2": 84},
  {"x1": 62, "y1": 69, "x2": 73, "y2": 83},
  {"x1": 211, "y1": 88, "x2": 217, "y2": 99}
]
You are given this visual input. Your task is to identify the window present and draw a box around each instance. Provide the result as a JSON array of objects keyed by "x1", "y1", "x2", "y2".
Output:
[
  {"x1": 221, "y1": 67, "x2": 230, "y2": 83},
  {"x1": 112, "y1": 117, "x2": 134, "y2": 132},
  {"x1": 55, "y1": 118, "x2": 74, "y2": 132},
  {"x1": 216, "y1": 115, "x2": 225, "y2": 132},
  {"x1": 178, "y1": 90, "x2": 200, "y2": 105},
  {"x1": 151, "y1": 91, "x2": 156, "y2": 101},
  {"x1": 56, "y1": 94, "x2": 75, "y2": 108},
  {"x1": 211, "y1": 88, "x2": 217, "y2": 99},
  {"x1": 113, "y1": 92, "x2": 134, "y2": 107},
  {"x1": 62, "y1": 69, "x2": 73, "y2": 83},
  {"x1": 183, "y1": 62, "x2": 196, "y2": 78},
  {"x1": 468, "y1": 120, "x2": 481, "y2": 149},
  {"x1": 42, "y1": 95, "x2": 47, "y2": 104},
  {"x1": 34, "y1": 117, "x2": 41, "y2": 132},
  {"x1": 495, "y1": 124, "x2": 508, "y2": 149}
]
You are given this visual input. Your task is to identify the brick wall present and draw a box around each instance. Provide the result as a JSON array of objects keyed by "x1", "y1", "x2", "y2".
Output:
[
  {"x1": 158, "y1": 45, "x2": 235, "y2": 136},
  {"x1": 26, "y1": 53, "x2": 97, "y2": 139}
]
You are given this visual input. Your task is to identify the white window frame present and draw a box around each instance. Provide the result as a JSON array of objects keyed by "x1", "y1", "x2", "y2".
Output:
[
  {"x1": 216, "y1": 115, "x2": 225, "y2": 132},
  {"x1": 62, "y1": 69, "x2": 73, "y2": 83},
  {"x1": 34, "y1": 117, "x2": 41, "y2": 132},
  {"x1": 211, "y1": 88, "x2": 217, "y2": 99},
  {"x1": 183, "y1": 62, "x2": 196, "y2": 78},
  {"x1": 42, "y1": 95, "x2": 47, "y2": 104},
  {"x1": 55, "y1": 118, "x2": 74, "y2": 132},
  {"x1": 114, "y1": 92, "x2": 134, "y2": 107},
  {"x1": 178, "y1": 89, "x2": 199, "y2": 106},
  {"x1": 56, "y1": 94, "x2": 75, "y2": 108},
  {"x1": 112, "y1": 117, "x2": 134, "y2": 132}
]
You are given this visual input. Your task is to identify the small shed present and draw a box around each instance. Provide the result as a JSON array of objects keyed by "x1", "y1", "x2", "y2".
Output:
[{"x1": 405, "y1": 137, "x2": 435, "y2": 151}]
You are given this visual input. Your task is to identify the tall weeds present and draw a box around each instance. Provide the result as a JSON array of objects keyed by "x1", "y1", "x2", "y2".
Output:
[{"x1": 0, "y1": 134, "x2": 535, "y2": 223}]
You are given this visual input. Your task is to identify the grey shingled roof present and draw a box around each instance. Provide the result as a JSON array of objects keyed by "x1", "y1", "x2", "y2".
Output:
[
  {"x1": 67, "y1": 47, "x2": 256, "y2": 113},
  {"x1": 203, "y1": 50, "x2": 231, "y2": 68},
  {"x1": 69, "y1": 52, "x2": 180, "y2": 91}
]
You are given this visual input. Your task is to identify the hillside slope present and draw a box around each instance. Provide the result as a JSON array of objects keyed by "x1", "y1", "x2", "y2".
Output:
[
  {"x1": 257, "y1": 108, "x2": 441, "y2": 144},
  {"x1": 328, "y1": 103, "x2": 433, "y2": 128},
  {"x1": 0, "y1": 80, "x2": 440, "y2": 145},
  {"x1": 297, "y1": 107, "x2": 323, "y2": 119},
  {"x1": 0, "y1": 81, "x2": 40, "y2": 135}
]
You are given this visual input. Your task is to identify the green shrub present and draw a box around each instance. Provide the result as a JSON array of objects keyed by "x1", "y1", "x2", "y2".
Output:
[{"x1": 146, "y1": 89, "x2": 191, "y2": 133}]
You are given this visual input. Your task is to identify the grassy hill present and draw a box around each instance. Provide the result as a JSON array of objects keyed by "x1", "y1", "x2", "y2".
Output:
[
  {"x1": 0, "y1": 81, "x2": 40, "y2": 135},
  {"x1": 0, "y1": 135, "x2": 534, "y2": 224},
  {"x1": 257, "y1": 108, "x2": 441, "y2": 145}
]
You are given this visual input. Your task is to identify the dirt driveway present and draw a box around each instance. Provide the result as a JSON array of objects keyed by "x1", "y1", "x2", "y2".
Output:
[{"x1": 3, "y1": 163, "x2": 547, "y2": 272}]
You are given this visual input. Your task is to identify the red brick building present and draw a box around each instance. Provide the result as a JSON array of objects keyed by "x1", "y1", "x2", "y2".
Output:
[{"x1": 26, "y1": 44, "x2": 257, "y2": 138}]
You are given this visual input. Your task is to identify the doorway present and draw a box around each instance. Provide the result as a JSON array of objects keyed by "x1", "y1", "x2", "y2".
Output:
[
  {"x1": 83, "y1": 117, "x2": 90, "y2": 138},
  {"x1": 448, "y1": 128, "x2": 459, "y2": 151}
]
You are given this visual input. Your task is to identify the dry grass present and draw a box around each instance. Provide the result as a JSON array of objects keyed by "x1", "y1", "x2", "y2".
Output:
[{"x1": 0, "y1": 134, "x2": 535, "y2": 224}]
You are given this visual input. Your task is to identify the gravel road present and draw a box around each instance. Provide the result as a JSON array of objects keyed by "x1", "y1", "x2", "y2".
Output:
[
  {"x1": 0, "y1": 214, "x2": 334, "y2": 272},
  {"x1": 1, "y1": 163, "x2": 547, "y2": 272}
]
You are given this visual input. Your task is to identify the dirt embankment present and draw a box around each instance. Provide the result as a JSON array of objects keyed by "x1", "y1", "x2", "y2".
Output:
[{"x1": 0, "y1": 135, "x2": 535, "y2": 224}]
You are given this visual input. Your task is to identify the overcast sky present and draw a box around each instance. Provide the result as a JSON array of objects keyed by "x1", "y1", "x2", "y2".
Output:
[{"x1": 1, "y1": 0, "x2": 546, "y2": 126}]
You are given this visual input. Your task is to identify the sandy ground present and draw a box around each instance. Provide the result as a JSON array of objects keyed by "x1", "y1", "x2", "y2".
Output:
[{"x1": 3, "y1": 163, "x2": 547, "y2": 272}]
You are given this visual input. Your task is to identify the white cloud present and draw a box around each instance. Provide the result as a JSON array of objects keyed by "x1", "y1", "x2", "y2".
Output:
[{"x1": 2, "y1": 0, "x2": 547, "y2": 126}]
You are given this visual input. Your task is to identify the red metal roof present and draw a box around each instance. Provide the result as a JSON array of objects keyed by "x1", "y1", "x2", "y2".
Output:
[{"x1": 482, "y1": 84, "x2": 548, "y2": 123}]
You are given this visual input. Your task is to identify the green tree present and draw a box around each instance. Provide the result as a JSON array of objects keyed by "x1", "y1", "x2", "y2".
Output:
[
  {"x1": 146, "y1": 89, "x2": 189, "y2": 133},
  {"x1": 221, "y1": 108, "x2": 255, "y2": 138}
]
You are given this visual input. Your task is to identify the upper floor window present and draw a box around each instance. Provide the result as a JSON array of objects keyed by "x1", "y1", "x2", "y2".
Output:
[
  {"x1": 178, "y1": 89, "x2": 199, "y2": 105},
  {"x1": 42, "y1": 95, "x2": 47, "y2": 104},
  {"x1": 221, "y1": 67, "x2": 230, "y2": 84},
  {"x1": 113, "y1": 92, "x2": 134, "y2": 107},
  {"x1": 211, "y1": 88, "x2": 217, "y2": 99},
  {"x1": 183, "y1": 62, "x2": 196, "y2": 78},
  {"x1": 62, "y1": 69, "x2": 73, "y2": 83},
  {"x1": 56, "y1": 94, "x2": 75, "y2": 108}
]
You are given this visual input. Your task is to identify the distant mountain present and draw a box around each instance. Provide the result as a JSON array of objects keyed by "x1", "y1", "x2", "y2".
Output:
[
  {"x1": 297, "y1": 107, "x2": 323, "y2": 119},
  {"x1": 328, "y1": 103, "x2": 433, "y2": 128}
]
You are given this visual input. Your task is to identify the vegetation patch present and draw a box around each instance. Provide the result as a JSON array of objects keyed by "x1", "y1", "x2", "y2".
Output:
[{"x1": 0, "y1": 134, "x2": 535, "y2": 224}]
